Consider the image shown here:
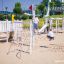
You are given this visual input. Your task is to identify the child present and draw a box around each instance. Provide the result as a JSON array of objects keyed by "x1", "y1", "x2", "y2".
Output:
[
  {"x1": 33, "y1": 17, "x2": 39, "y2": 33},
  {"x1": 47, "y1": 29, "x2": 54, "y2": 41}
]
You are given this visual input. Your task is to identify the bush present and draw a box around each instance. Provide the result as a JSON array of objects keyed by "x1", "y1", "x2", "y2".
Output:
[
  {"x1": 7, "y1": 15, "x2": 12, "y2": 20},
  {"x1": 52, "y1": 24, "x2": 56, "y2": 27},
  {"x1": 38, "y1": 18, "x2": 45, "y2": 28},
  {"x1": 22, "y1": 14, "x2": 29, "y2": 20},
  {"x1": 0, "y1": 14, "x2": 6, "y2": 20},
  {"x1": 14, "y1": 14, "x2": 22, "y2": 20},
  {"x1": 29, "y1": 16, "x2": 32, "y2": 19}
]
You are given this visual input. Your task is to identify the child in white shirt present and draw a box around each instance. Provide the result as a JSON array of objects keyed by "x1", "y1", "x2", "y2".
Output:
[{"x1": 47, "y1": 29, "x2": 54, "y2": 41}]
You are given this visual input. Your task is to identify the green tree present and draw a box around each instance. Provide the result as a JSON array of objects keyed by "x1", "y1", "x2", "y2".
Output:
[
  {"x1": 49, "y1": 0, "x2": 62, "y2": 15},
  {"x1": 37, "y1": 4, "x2": 46, "y2": 17},
  {"x1": 50, "y1": 0, "x2": 62, "y2": 7},
  {"x1": 43, "y1": 0, "x2": 49, "y2": 6},
  {"x1": 35, "y1": 7, "x2": 40, "y2": 15},
  {"x1": 36, "y1": 0, "x2": 48, "y2": 17},
  {"x1": 55, "y1": 1, "x2": 62, "y2": 7},
  {"x1": 49, "y1": 2, "x2": 55, "y2": 8},
  {"x1": 13, "y1": 2, "x2": 22, "y2": 14}
]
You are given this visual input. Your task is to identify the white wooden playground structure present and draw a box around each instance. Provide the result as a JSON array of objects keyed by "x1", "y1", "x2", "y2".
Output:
[
  {"x1": 0, "y1": 20, "x2": 34, "y2": 59},
  {"x1": 0, "y1": 17, "x2": 64, "y2": 58},
  {"x1": 39, "y1": 18, "x2": 64, "y2": 33}
]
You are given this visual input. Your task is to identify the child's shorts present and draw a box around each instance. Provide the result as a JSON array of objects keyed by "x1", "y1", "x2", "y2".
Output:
[{"x1": 33, "y1": 23, "x2": 38, "y2": 29}]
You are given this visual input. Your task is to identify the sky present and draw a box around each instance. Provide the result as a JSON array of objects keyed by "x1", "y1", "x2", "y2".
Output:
[{"x1": 0, "y1": 0, "x2": 42, "y2": 12}]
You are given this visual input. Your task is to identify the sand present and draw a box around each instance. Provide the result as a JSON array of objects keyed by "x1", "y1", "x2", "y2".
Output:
[{"x1": 0, "y1": 30, "x2": 64, "y2": 64}]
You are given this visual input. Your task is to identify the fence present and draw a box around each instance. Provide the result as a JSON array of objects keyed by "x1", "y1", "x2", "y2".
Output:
[
  {"x1": 46, "y1": 18, "x2": 64, "y2": 33},
  {"x1": 0, "y1": 20, "x2": 34, "y2": 54}
]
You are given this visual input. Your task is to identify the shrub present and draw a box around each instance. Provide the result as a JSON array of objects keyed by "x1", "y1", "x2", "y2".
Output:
[
  {"x1": 22, "y1": 14, "x2": 29, "y2": 20},
  {"x1": 52, "y1": 24, "x2": 56, "y2": 27},
  {"x1": 7, "y1": 15, "x2": 12, "y2": 20},
  {"x1": 0, "y1": 14, "x2": 6, "y2": 20},
  {"x1": 14, "y1": 14, "x2": 22, "y2": 20},
  {"x1": 29, "y1": 16, "x2": 32, "y2": 19}
]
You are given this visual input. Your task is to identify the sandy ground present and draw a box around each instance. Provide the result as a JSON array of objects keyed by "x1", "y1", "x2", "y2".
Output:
[{"x1": 0, "y1": 30, "x2": 64, "y2": 64}]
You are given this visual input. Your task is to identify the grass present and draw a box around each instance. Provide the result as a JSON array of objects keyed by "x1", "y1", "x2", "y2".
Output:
[
  {"x1": 38, "y1": 18, "x2": 45, "y2": 28},
  {"x1": 23, "y1": 18, "x2": 45, "y2": 28},
  {"x1": 48, "y1": 14, "x2": 64, "y2": 18},
  {"x1": 48, "y1": 15, "x2": 63, "y2": 28},
  {"x1": 23, "y1": 19, "x2": 31, "y2": 28}
]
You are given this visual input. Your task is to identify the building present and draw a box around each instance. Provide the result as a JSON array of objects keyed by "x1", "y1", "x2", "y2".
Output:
[
  {"x1": 49, "y1": 0, "x2": 64, "y2": 15},
  {"x1": 0, "y1": 11, "x2": 13, "y2": 15},
  {"x1": 49, "y1": 0, "x2": 64, "y2": 2}
]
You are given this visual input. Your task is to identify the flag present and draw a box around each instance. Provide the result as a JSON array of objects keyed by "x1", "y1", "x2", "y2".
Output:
[
  {"x1": 12, "y1": 14, "x2": 15, "y2": 24},
  {"x1": 29, "y1": 5, "x2": 32, "y2": 10}
]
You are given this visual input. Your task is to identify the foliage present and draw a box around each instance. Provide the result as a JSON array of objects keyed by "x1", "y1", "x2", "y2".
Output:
[
  {"x1": 49, "y1": 2, "x2": 55, "y2": 8},
  {"x1": 49, "y1": 0, "x2": 62, "y2": 15},
  {"x1": 38, "y1": 18, "x2": 45, "y2": 28},
  {"x1": 35, "y1": 7, "x2": 40, "y2": 15},
  {"x1": 0, "y1": 14, "x2": 12, "y2": 21},
  {"x1": 13, "y1": 2, "x2": 22, "y2": 14},
  {"x1": 22, "y1": 14, "x2": 29, "y2": 20},
  {"x1": 55, "y1": 1, "x2": 62, "y2": 7},
  {"x1": 0, "y1": 14, "x2": 6, "y2": 20},
  {"x1": 7, "y1": 14, "x2": 12, "y2": 20},
  {"x1": 29, "y1": 16, "x2": 32, "y2": 19},
  {"x1": 36, "y1": 0, "x2": 48, "y2": 17},
  {"x1": 14, "y1": 14, "x2": 22, "y2": 20},
  {"x1": 23, "y1": 19, "x2": 31, "y2": 28},
  {"x1": 37, "y1": 4, "x2": 46, "y2": 17},
  {"x1": 43, "y1": 0, "x2": 49, "y2": 6},
  {"x1": 48, "y1": 15, "x2": 64, "y2": 18}
]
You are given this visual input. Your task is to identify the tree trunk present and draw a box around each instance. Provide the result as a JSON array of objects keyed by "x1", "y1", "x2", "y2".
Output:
[{"x1": 8, "y1": 31, "x2": 14, "y2": 42}]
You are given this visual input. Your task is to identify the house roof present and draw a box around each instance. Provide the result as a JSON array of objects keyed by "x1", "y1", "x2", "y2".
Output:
[{"x1": 0, "y1": 11, "x2": 13, "y2": 14}]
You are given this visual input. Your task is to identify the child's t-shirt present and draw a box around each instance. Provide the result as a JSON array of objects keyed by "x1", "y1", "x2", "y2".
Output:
[{"x1": 48, "y1": 31, "x2": 54, "y2": 37}]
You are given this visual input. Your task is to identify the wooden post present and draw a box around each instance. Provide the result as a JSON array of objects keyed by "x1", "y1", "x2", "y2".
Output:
[
  {"x1": 6, "y1": 20, "x2": 8, "y2": 43},
  {"x1": 50, "y1": 19, "x2": 52, "y2": 30},
  {"x1": 57, "y1": 19, "x2": 59, "y2": 32},
  {"x1": 62, "y1": 18, "x2": 64, "y2": 30},
  {"x1": 30, "y1": 20, "x2": 33, "y2": 54},
  {"x1": 30, "y1": 4, "x2": 35, "y2": 54},
  {"x1": 56, "y1": 19, "x2": 58, "y2": 33}
]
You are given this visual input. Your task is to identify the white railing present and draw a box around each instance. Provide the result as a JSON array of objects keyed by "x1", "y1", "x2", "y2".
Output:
[
  {"x1": 0, "y1": 20, "x2": 23, "y2": 32},
  {"x1": 0, "y1": 21, "x2": 12, "y2": 32},
  {"x1": 0, "y1": 20, "x2": 34, "y2": 54}
]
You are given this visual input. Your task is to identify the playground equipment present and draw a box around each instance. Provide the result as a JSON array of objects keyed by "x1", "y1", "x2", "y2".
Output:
[
  {"x1": 38, "y1": 23, "x2": 48, "y2": 33},
  {"x1": 0, "y1": 5, "x2": 35, "y2": 57},
  {"x1": 0, "y1": 20, "x2": 11, "y2": 42},
  {"x1": 38, "y1": 18, "x2": 64, "y2": 33},
  {"x1": 38, "y1": 18, "x2": 48, "y2": 33},
  {"x1": 0, "y1": 20, "x2": 34, "y2": 58},
  {"x1": 48, "y1": 18, "x2": 64, "y2": 33}
]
